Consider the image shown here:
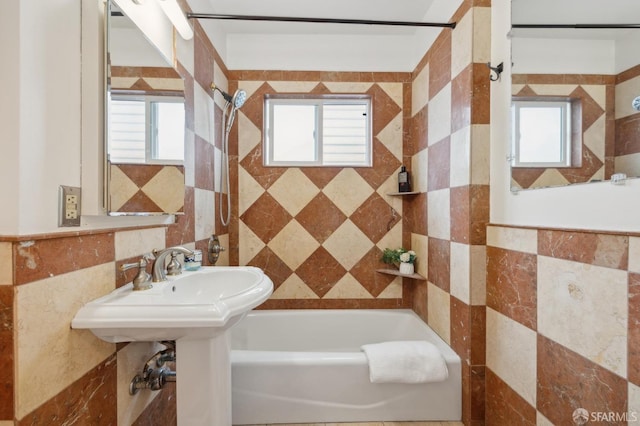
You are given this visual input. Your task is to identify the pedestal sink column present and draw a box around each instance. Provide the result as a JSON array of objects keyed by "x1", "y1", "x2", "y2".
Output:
[{"x1": 176, "y1": 332, "x2": 232, "y2": 425}]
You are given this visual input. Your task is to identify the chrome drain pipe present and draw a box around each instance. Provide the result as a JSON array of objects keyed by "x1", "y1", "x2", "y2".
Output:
[{"x1": 129, "y1": 342, "x2": 177, "y2": 395}]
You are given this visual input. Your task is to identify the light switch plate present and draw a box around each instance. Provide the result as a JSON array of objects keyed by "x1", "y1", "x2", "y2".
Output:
[{"x1": 59, "y1": 185, "x2": 81, "y2": 227}]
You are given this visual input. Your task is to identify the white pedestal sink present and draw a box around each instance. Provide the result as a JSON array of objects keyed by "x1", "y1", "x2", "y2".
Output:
[{"x1": 72, "y1": 266, "x2": 273, "y2": 426}]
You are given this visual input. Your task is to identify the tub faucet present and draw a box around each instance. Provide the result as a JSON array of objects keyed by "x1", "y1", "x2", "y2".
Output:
[{"x1": 151, "y1": 246, "x2": 194, "y2": 282}]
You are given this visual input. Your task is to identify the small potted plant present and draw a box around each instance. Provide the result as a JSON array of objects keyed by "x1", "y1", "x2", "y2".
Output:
[{"x1": 382, "y1": 247, "x2": 416, "y2": 275}]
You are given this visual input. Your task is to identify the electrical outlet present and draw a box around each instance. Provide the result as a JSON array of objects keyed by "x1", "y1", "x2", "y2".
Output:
[{"x1": 59, "y1": 186, "x2": 81, "y2": 227}]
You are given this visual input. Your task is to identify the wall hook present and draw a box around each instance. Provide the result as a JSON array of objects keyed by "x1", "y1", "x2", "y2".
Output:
[{"x1": 487, "y1": 62, "x2": 504, "y2": 82}]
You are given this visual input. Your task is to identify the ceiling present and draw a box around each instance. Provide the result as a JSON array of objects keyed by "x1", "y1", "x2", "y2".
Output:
[{"x1": 184, "y1": 0, "x2": 462, "y2": 72}]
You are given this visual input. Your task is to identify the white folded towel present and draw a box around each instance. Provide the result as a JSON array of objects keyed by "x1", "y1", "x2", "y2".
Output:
[{"x1": 361, "y1": 340, "x2": 448, "y2": 384}]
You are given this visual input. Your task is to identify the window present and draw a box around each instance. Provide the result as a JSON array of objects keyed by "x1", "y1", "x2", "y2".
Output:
[
  {"x1": 512, "y1": 99, "x2": 572, "y2": 167},
  {"x1": 109, "y1": 94, "x2": 185, "y2": 164},
  {"x1": 264, "y1": 95, "x2": 372, "y2": 167}
]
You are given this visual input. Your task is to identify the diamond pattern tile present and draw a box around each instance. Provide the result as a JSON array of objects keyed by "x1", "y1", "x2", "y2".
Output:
[
  {"x1": 236, "y1": 79, "x2": 407, "y2": 303},
  {"x1": 322, "y1": 220, "x2": 374, "y2": 270},
  {"x1": 268, "y1": 169, "x2": 320, "y2": 216},
  {"x1": 296, "y1": 193, "x2": 347, "y2": 244},
  {"x1": 350, "y1": 193, "x2": 401, "y2": 244},
  {"x1": 247, "y1": 246, "x2": 293, "y2": 290},
  {"x1": 268, "y1": 220, "x2": 320, "y2": 271},
  {"x1": 349, "y1": 247, "x2": 395, "y2": 297},
  {"x1": 322, "y1": 169, "x2": 374, "y2": 217},
  {"x1": 357, "y1": 138, "x2": 402, "y2": 189},
  {"x1": 239, "y1": 144, "x2": 287, "y2": 190},
  {"x1": 239, "y1": 192, "x2": 292, "y2": 243},
  {"x1": 295, "y1": 247, "x2": 347, "y2": 298}
]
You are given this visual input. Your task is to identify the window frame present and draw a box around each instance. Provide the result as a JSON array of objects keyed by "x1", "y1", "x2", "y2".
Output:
[
  {"x1": 511, "y1": 98, "x2": 573, "y2": 168},
  {"x1": 263, "y1": 94, "x2": 373, "y2": 167},
  {"x1": 109, "y1": 92, "x2": 185, "y2": 165}
]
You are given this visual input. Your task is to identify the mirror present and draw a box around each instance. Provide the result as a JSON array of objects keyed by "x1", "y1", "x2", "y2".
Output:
[
  {"x1": 510, "y1": 0, "x2": 640, "y2": 190},
  {"x1": 106, "y1": 0, "x2": 186, "y2": 215}
]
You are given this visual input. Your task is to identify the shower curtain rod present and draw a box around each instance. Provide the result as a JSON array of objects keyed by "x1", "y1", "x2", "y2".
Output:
[
  {"x1": 512, "y1": 24, "x2": 640, "y2": 29},
  {"x1": 186, "y1": 13, "x2": 457, "y2": 29}
]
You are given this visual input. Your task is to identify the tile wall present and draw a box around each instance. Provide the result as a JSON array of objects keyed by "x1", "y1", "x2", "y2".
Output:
[
  {"x1": 0, "y1": 15, "x2": 227, "y2": 424},
  {"x1": 485, "y1": 225, "x2": 640, "y2": 425},
  {"x1": 229, "y1": 71, "x2": 412, "y2": 308},
  {"x1": 511, "y1": 74, "x2": 614, "y2": 189},
  {"x1": 405, "y1": 1, "x2": 490, "y2": 424}
]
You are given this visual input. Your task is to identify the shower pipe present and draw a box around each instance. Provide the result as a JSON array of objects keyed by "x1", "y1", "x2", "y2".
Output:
[
  {"x1": 186, "y1": 13, "x2": 457, "y2": 28},
  {"x1": 211, "y1": 84, "x2": 247, "y2": 227}
]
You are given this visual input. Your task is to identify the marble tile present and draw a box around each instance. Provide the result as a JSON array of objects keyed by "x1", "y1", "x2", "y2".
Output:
[
  {"x1": 351, "y1": 193, "x2": 401, "y2": 244},
  {"x1": 238, "y1": 222, "x2": 265, "y2": 266},
  {"x1": 268, "y1": 169, "x2": 320, "y2": 217},
  {"x1": 193, "y1": 80, "x2": 215, "y2": 143},
  {"x1": 14, "y1": 233, "x2": 115, "y2": 285},
  {"x1": 322, "y1": 169, "x2": 375, "y2": 217},
  {"x1": 359, "y1": 139, "x2": 402, "y2": 190},
  {"x1": 0, "y1": 285, "x2": 13, "y2": 419},
  {"x1": 132, "y1": 384, "x2": 176, "y2": 426},
  {"x1": 428, "y1": 83, "x2": 452, "y2": 146},
  {"x1": 412, "y1": 64, "x2": 429, "y2": 117},
  {"x1": 450, "y1": 296, "x2": 470, "y2": 362},
  {"x1": 248, "y1": 246, "x2": 293, "y2": 290},
  {"x1": 17, "y1": 355, "x2": 117, "y2": 424},
  {"x1": 486, "y1": 308, "x2": 537, "y2": 407},
  {"x1": 469, "y1": 245, "x2": 487, "y2": 306},
  {"x1": 485, "y1": 368, "x2": 536, "y2": 426},
  {"x1": 427, "y1": 137, "x2": 451, "y2": 191},
  {"x1": 410, "y1": 233, "x2": 429, "y2": 279},
  {"x1": 628, "y1": 236, "x2": 640, "y2": 273},
  {"x1": 323, "y1": 220, "x2": 373, "y2": 271},
  {"x1": 114, "y1": 227, "x2": 165, "y2": 261},
  {"x1": 486, "y1": 226, "x2": 537, "y2": 254},
  {"x1": 451, "y1": 65, "x2": 472, "y2": 133},
  {"x1": 349, "y1": 247, "x2": 396, "y2": 298},
  {"x1": 427, "y1": 188, "x2": 450, "y2": 240},
  {"x1": 268, "y1": 220, "x2": 319, "y2": 271},
  {"x1": 450, "y1": 186, "x2": 469, "y2": 244},
  {"x1": 194, "y1": 133, "x2": 215, "y2": 191},
  {"x1": 296, "y1": 247, "x2": 347, "y2": 298},
  {"x1": 449, "y1": 126, "x2": 471, "y2": 188},
  {"x1": 537, "y1": 256, "x2": 628, "y2": 377},
  {"x1": 411, "y1": 148, "x2": 429, "y2": 194},
  {"x1": 238, "y1": 167, "x2": 265, "y2": 216},
  {"x1": 472, "y1": 8, "x2": 491, "y2": 65},
  {"x1": 451, "y1": 8, "x2": 472, "y2": 80},
  {"x1": 450, "y1": 242, "x2": 470, "y2": 305},
  {"x1": 629, "y1": 382, "x2": 640, "y2": 423},
  {"x1": 271, "y1": 274, "x2": 319, "y2": 299},
  {"x1": 0, "y1": 243, "x2": 11, "y2": 285},
  {"x1": 194, "y1": 187, "x2": 215, "y2": 241},
  {"x1": 486, "y1": 246, "x2": 537, "y2": 329},
  {"x1": 404, "y1": 192, "x2": 427, "y2": 236},
  {"x1": 183, "y1": 128, "x2": 195, "y2": 187},
  {"x1": 428, "y1": 237, "x2": 450, "y2": 292},
  {"x1": 240, "y1": 192, "x2": 292, "y2": 244},
  {"x1": 324, "y1": 273, "x2": 374, "y2": 299},
  {"x1": 15, "y1": 263, "x2": 115, "y2": 419},
  {"x1": 470, "y1": 124, "x2": 491, "y2": 185},
  {"x1": 629, "y1": 272, "x2": 640, "y2": 386},
  {"x1": 538, "y1": 230, "x2": 628, "y2": 270},
  {"x1": 376, "y1": 113, "x2": 403, "y2": 162},
  {"x1": 295, "y1": 193, "x2": 346, "y2": 245},
  {"x1": 428, "y1": 282, "x2": 451, "y2": 344},
  {"x1": 537, "y1": 334, "x2": 628, "y2": 426},
  {"x1": 429, "y1": 30, "x2": 452, "y2": 99}
]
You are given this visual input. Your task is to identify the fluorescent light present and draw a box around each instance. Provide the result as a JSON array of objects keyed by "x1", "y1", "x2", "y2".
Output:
[{"x1": 158, "y1": 0, "x2": 194, "y2": 40}]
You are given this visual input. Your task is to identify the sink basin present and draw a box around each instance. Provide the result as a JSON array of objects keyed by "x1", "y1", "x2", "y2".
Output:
[{"x1": 71, "y1": 266, "x2": 273, "y2": 342}]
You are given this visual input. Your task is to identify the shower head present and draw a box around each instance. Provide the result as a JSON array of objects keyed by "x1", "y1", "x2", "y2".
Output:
[
  {"x1": 232, "y1": 89, "x2": 247, "y2": 109},
  {"x1": 210, "y1": 83, "x2": 247, "y2": 109},
  {"x1": 633, "y1": 96, "x2": 640, "y2": 112}
]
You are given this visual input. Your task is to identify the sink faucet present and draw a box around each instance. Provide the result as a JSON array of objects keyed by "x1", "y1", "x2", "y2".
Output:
[{"x1": 151, "y1": 246, "x2": 194, "y2": 282}]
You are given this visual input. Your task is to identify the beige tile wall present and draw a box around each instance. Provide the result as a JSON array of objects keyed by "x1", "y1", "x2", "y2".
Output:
[{"x1": 486, "y1": 225, "x2": 640, "y2": 425}]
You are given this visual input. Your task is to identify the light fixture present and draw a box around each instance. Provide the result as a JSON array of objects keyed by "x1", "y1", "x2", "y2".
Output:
[{"x1": 158, "y1": 0, "x2": 194, "y2": 40}]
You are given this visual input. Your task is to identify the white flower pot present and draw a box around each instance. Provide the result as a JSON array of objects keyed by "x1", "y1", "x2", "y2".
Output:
[{"x1": 399, "y1": 262, "x2": 414, "y2": 275}]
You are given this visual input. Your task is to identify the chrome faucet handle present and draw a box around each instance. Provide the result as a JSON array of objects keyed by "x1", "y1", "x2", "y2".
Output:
[
  {"x1": 151, "y1": 246, "x2": 194, "y2": 282},
  {"x1": 208, "y1": 234, "x2": 225, "y2": 265},
  {"x1": 120, "y1": 257, "x2": 153, "y2": 291}
]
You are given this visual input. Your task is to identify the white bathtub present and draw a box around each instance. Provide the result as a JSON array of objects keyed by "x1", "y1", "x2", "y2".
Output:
[{"x1": 230, "y1": 309, "x2": 461, "y2": 424}]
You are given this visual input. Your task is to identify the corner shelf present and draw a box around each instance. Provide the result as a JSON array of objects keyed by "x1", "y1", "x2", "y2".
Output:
[
  {"x1": 387, "y1": 191, "x2": 420, "y2": 196},
  {"x1": 376, "y1": 268, "x2": 426, "y2": 281}
]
